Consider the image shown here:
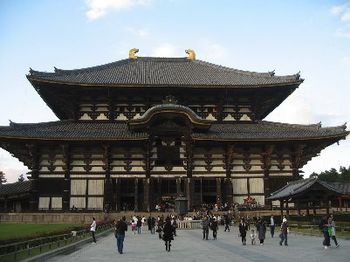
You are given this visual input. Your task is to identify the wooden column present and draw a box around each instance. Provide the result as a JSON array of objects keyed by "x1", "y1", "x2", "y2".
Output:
[
  {"x1": 185, "y1": 137, "x2": 193, "y2": 210},
  {"x1": 262, "y1": 145, "x2": 273, "y2": 206},
  {"x1": 291, "y1": 145, "x2": 305, "y2": 180},
  {"x1": 103, "y1": 145, "x2": 113, "y2": 212},
  {"x1": 186, "y1": 178, "x2": 193, "y2": 211},
  {"x1": 296, "y1": 200, "x2": 301, "y2": 216},
  {"x1": 27, "y1": 144, "x2": 39, "y2": 211},
  {"x1": 306, "y1": 202, "x2": 310, "y2": 216},
  {"x1": 115, "y1": 178, "x2": 120, "y2": 211},
  {"x1": 286, "y1": 199, "x2": 290, "y2": 217},
  {"x1": 143, "y1": 178, "x2": 150, "y2": 212},
  {"x1": 280, "y1": 199, "x2": 284, "y2": 218},
  {"x1": 176, "y1": 177, "x2": 182, "y2": 196},
  {"x1": 225, "y1": 145, "x2": 234, "y2": 206},
  {"x1": 216, "y1": 178, "x2": 222, "y2": 208},
  {"x1": 134, "y1": 178, "x2": 138, "y2": 212},
  {"x1": 61, "y1": 144, "x2": 71, "y2": 211}
]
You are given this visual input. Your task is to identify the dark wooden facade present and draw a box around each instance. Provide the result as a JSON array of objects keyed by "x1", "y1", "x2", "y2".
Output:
[{"x1": 0, "y1": 53, "x2": 348, "y2": 211}]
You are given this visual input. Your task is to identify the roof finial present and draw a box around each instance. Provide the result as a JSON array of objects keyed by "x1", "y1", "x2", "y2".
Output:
[
  {"x1": 185, "y1": 49, "x2": 196, "y2": 60},
  {"x1": 129, "y1": 48, "x2": 139, "y2": 59}
]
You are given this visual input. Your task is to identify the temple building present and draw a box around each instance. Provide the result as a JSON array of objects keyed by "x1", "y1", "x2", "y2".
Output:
[{"x1": 0, "y1": 49, "x2": 348, "y2": 212}]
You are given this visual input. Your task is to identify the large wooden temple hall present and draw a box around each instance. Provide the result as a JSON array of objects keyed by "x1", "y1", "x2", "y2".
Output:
[{"x1": 0, "y1": 49, "x2": 348, "y2": 212}]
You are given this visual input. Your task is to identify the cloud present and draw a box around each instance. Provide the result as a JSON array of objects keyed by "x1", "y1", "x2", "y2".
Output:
[
  {"x1": 330, "y1": 3, "x2": 350, "y2": 38},
  {"x1": 266, "y1": 91, "x2": 317, "y2": 124},
  {"x1": 0, "y1": 149, "x2": 29, "y2": 183},
  {"x1": 85, "y1": 0, "x2": 152, "y2": 21},
  {"x1": 330, "y1": 4, "x2": 348, "y2": 16},
  {"x1": 151, "y1": 43, "x2": 178, "y2": 57},
  {"x1": 335, "y1": 27, "x2": 350, "y2": 38},
  {"x1": 124, "y1": 26, "x2": 150, "y2": 38}
]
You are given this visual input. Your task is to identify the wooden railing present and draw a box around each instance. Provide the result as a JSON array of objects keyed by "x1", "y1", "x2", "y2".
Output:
[
  {"x1": 177, "y1": 220, "x2": 202, "y2": 230},
  {"x1": 0, "y1": 223, "x2": 112, "y2": 262}
]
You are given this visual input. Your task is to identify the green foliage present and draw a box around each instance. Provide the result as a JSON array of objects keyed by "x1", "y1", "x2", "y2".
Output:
[
  {"x1": 310, "y1": 166, "x2": 350, "y2": 182},
  {"x1": 0, "y1": 171, "x2": 6, "y2": 184},
  {"x1": 0, "y1": 224, "x2": 83, "y2": 244},
  {"x1": 17, "y1": 174, "x2": 26, "y2": 182}
]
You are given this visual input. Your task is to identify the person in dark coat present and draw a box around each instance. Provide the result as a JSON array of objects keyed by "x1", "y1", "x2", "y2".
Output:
[
  {"x1": 239, "y1": 218, "x2": 248, "y2": 245},
  {"x1": 279, "y1": 218, "x2": 288, "y2": 246},
  {"x1": 319, "y1": 215, "x2": 330, "y2": 249},
  {"x1": 162, "y1": 217, "x2": 174, "y2": 252},
  {"x1": 151, "y1": 216, "x2": 156, "y2": 234},
  {"x1": 210, "y1": 217, "x2": 218, "y2": 240},
  {"x1": 256, "y1": 217, "x2": 266, "y2": 245},
  {"x1": 201, "y1": 216, "x2": 209, "y2": 240},
  {"x1": 224, "y1": 214, "x2": 231, "y2": 232},
  {"x1": 115, "y1": 216, "x2": 128, "y2": 254}
]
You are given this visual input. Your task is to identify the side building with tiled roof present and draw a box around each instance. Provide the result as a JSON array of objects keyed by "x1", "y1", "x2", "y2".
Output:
[{"x1": 0, "y1": 49, "x2": 348, "y2": 212}]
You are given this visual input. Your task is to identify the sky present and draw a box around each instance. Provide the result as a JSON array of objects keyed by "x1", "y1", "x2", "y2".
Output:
[{"x1": 0, "y1": 0, "x2": 349, "y2": 183}]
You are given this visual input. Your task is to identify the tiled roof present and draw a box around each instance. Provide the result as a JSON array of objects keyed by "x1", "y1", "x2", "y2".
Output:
[
  {"x1": 0, "y1": 181, "x2": 32, "y2": 196},
  {"x1": 27, "y1": 57, "x2": 303, "y2": 87},
  {"x1": 192, "y1": 121, "x2": 348, "y2": 141},
  {"x1": 267, "y1": 178, "x2": 344, "y2": 200},
  {"x1": 328, "y1": 182, "x2": 350, "y2": 195},
  {"x1": 0, "y1": 120, "x2": 347, "y2": 141},
  {"x1": 0, "y1": 121, "x2": 148, "y2": 141}
]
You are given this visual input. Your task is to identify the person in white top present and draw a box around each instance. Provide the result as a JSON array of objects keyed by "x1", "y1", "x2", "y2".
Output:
[
  {"x1": 90, "y1": 217, "x2": 97, "y2": 243},
  {"x1": 270, "y1": 215, "x2": 275, "y2": 238}
]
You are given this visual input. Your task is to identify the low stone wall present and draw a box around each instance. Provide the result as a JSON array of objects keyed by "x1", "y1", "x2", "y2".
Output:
[{"x1": 0, "y1": 213, "x2": 107, "y2": 224}]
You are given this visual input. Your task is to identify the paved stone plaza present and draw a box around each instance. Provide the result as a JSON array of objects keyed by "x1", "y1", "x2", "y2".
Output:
[{"x1": 48, "y1": 226, "x2": 348, "y2": 262}]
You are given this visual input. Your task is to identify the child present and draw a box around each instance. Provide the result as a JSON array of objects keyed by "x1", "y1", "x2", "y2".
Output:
[
  {"x1": 131, "y1": 219, "x2": 137, "y2": 234},
  {"x1": 250, "y1": 229, "x2": 256, "y2": 245}
]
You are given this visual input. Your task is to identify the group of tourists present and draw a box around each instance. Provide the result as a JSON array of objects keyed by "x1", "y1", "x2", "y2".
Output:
[
  {"x1": 89, "y1": 212, "x2": 342, "y2": 255},
  {"x1": 319, "y1": 214, "x2": 340, "y2": 249}
]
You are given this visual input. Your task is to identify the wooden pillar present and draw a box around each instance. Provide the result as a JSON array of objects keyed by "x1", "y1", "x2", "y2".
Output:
[
  {"x1": 262, "y1": 145, "x2": 273, "y2": 206},
  {"x1": 134, "y1": 178, "x2": 138, "y2": 212},
  {"x1": 186, "y1": 178, "x2": 192, "y2": 211},
  {"x1": 61, "y1": 144, "x2": 71, "y2": 211},
  {"x1": 176, "y1": 177, "x2": 182, "y2": 196},
  {"x1": 185, "y1": 137, "x2": 193, "y2": 210},
  {"x1": 286, "y1": 199, "x2": 289, "y2": 217},
  {"x1": 4, "y1": 196, "x2": 8, "y2": 212},
  {"x1": 103, "y1": 145, "x2": 113, "y2": 212},
  {"x1": 296, "y1": 200, "x2": 301, "y2": 216},
  {"x1": 306, "y1": 202, "x2": 310, "y2": 216},
  {"x1": 115, "y1": 178, "x2": 120, "y2": 211},
  {"x1": 225, "y1": 145, "x2": 234, "y2": 206},
  {"x1": 143, "y1": 178, "x2": 150, "y2": 212},
  {"x1": 216, "y1": 178, "x2": 222, "y2": 208},
  {"x1": 27, "y1": 144, "x2": 39, "y2": 211},
  {"x1": 225, "y1": 178, "x2": 233, "y2": 206},
  {"x1": 338, "y1": 198, "x2": 342, "y2": 212},
  {"x1": 280, "y1": 200, "x2": 284, "y2": 218}
]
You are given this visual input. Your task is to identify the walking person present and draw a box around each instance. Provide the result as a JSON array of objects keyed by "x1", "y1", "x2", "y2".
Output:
[
  {"x1": 224, "y1": 214, "x2": 231, "y2": 232},
  {"x1": 256, "y1": 217, "x2": 266, "y2": 245},
  {"x1": 163, "y1": 217, "x2": 174, "y2": 252},
  {"x1": 329, "y1": 214, "x2": 340, "y2": 248},
  {"x1": 90, "y1": 217, "x2": 97, "y2": 243},
  {"x1": 201, "y1": 216, "x2": 209, "y2": 240},
  {"x1": 137, "y1": 216, "x2": 142, "y2": 234},
  {"x1": 279, "y1": 217, "x2": 288, "y2": 246},
  {"x1": 151, "y1": 216, "x2": 156, "y2": 235},
  {"x1": 270, "y1": 215, "x2": 275, "y2": 238},
  {"x1": 115, "y1": 216, "x2": 128, "y2": 254},
  {"x1": 210, "y1": 217, "x2": 218, "y2": 240},
  {"x1": 319, "y1": 215, "x2": 331, "y2": 249},
  {"x1": 250, "y1": 229, "x2": 256, "y2": 245},
  {"x1": 239, "y1": 218, "x2": 248, "y2": 245}
]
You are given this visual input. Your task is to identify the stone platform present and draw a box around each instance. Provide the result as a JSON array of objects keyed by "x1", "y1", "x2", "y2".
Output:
[{"x1": 46, "y1": 226, "x2": 348, "y2": 262}]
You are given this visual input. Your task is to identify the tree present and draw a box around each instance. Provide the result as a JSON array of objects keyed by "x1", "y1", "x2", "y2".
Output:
[
  {"x1": 18, "y1": 174, "x2": 26, "y2": 182},
  {"x1": 311, "y1": 166, "x2": 350, "y2": 182},
  {"x1": 0, "y1": 171, "x2": 7, "y2": 184}
]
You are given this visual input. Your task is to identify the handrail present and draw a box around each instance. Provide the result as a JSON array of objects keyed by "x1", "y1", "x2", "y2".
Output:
[{"x1": 0, "y1": 223, "x2": 112, "y2": 261}]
